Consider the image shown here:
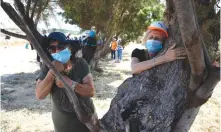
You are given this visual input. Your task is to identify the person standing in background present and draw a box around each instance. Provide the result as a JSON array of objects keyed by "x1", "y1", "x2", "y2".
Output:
[
  {"x1": 4, "y1": 35, "x2": 11, "y2": 48},
  {"x1": 110, "y1": 37, "x2": 118, "y2": 60},
  {"x1": 117, "y1": 45, "x2": 124, "y2": 62},
  {"x1": 82, "y1": 26, "x2": 97, "y2": 64}
]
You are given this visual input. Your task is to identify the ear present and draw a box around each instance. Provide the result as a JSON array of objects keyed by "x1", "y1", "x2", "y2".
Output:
[
  {"x1": 142, "y1": 30, "x2": 151, "y2": 44},
  {"x1": 162, "y1": 37, "x2": 167, "y2": 45}
]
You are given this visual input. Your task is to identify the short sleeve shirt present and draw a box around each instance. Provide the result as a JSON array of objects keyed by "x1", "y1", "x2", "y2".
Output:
[
  {"x1": 111, "y1": 41, "x2": 118, "y2": 50},
  {"x1": 131, "y1": 48, "x2": 149, "y2": 62},
  {"x1": 36, "y1": 58, "x2": 92, "y2": 113}
]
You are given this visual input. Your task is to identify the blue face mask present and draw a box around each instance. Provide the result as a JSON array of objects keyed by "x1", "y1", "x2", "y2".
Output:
[
  {"x1": 145, "y1": 40, "x2": 163, "y2": 53},
  {"x1": 51, "y1": 48, "x2": 71, "y2": 64}
]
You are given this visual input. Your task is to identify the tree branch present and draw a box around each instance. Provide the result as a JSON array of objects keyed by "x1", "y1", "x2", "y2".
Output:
[
  {"x1": 34, "y1": 2, "x2": 43, "y2": 27},
  {"x1": 14, "y1": 0, "x2": 26, "y2": 16},
  {"x1": 195, "y1": 67, "x2": 220, "y2": 101},
  {"x1": 1, "y1": 1, "x2": 27, "y2": 33},
  {"x1": 14, "y1": 0, "x2": 39, "y2": 36},
  {"x1": 30, "y1": 0, "x2": 38, "y2": 19},
  {"x1": 14, "y1": 0, "x2": 38, "y2": 39},
  {"x1": 34, "y1": 0, "x2": 50, "y2": 27},
  {"x1": 1, "y1": 29, "x2": 27, "y2": 40},
  {"x1": 173, "y1": 0, "x2": 206, "y2": 91},
  {"x1": 25, "y1": 0, "x2": 32, "y2": 16}
]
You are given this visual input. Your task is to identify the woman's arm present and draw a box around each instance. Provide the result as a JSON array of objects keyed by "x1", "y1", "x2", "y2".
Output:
[
  {"x1": 74, "y1": 73, "x2": 95, "y2": 97},
  {"x1": 131, "y1": 45, "x2": 186, "y2": 74},
  {"x1": 131, "y1": 55, "x2": 166, "y2": 74},
  {"x1": 35, "y1": 61, "x2": 64, "y2": 99},
  {"x1": 55, "y1": 73, "x2": 95, "y2": 97},
  {"x1": 35, "y1": 71, "x2": 55, "y2": 99}
]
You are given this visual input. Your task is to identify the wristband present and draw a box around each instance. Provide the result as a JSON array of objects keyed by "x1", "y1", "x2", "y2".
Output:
[{"x1": 71, "y1": 81, "x2": 77, "y2": 90}]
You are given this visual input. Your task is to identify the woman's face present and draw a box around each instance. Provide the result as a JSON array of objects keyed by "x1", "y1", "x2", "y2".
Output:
[
  {"x1": 48, "y1": 40, "x2": 66, "y2": 54},
  {"x1": 144, "y1": 30, "x2": 166, "y2": 43}
]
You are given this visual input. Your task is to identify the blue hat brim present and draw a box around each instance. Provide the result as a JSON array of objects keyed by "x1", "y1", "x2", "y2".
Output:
[
  {"x1": 64, "y1": 40, "x2": 79, "y2": 44},
  {"x1": 64, "y1": 40, "x2": 81, "y2": 51}
]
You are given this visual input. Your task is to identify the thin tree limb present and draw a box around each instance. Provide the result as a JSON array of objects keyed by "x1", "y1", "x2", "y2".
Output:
[
  {"x1": 14, "y1": 0, "x2": 26, "y2": 17},
  {"x1": 1, "y1": 1, "x2": 27, "y2": 33},
  {"x1": 1, "y1": 29, "x2": 27, "y2": 40},
  {"x1": 34, "y1": 1, "x2": 43, "y2": 27},
  {"x1": 34, "y1": 0, "x2": 50, "y2": 27},
  {"x1": 30, "y1": 0, "x2": 38, "y2": 19},
  {"x1": 25, "y1": 0, "x2": 31, "y2": 16},
  {"x1": 14, "y1": 0, "x2": 37, "y2": 37}
]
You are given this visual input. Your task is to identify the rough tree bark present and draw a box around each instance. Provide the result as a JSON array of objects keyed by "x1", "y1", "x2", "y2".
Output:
[{"x1": 100, "y1": 60, "x2": 190, "y2": 132}]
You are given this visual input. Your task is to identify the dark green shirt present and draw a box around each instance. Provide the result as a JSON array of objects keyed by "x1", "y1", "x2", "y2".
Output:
[{"x1": 37, "y1": 58, "x2": 92, "y2": 132}]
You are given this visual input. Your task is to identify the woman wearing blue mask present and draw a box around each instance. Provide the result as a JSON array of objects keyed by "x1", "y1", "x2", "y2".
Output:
[
  {"x1": 131, "y1": 21, "x2": 187, "y2": 74},
  {"x1": 35, "y1": 32, "x2": 95, "y2": 132}
]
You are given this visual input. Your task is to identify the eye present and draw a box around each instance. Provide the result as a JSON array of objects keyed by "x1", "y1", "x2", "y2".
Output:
[
  {"x1": 148, "y1": 36, "x2": 153, "y2": 39},
  {"x1": 155, "y1": 37, "x2": 160, "y2": 40}
]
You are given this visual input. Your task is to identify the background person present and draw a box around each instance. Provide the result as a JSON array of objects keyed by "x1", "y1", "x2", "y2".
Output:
[
  {"x1": 82, "y1": 26, "x2": 97, "y2": 64},
  {"x1": 110, "y1": 37, "x2": 118, "y2": 60},
  {"x1": 117, "y1": 45, "x2": 124, "y2": 62}
]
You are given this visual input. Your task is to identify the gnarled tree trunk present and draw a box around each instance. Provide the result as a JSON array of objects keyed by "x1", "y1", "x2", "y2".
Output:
[{"x1": 100, "y1": 60, "x2": 190, "y2": 132}]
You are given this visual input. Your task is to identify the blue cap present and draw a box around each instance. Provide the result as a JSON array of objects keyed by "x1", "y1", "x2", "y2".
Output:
[
  {"x1": 48, "y1": 32, "x2": 81, "y2": 50},
  {"x1": 48, "y1": 32, "x2": 76, "y2": 44},
  {"x1": 148, "y1": 21, "x2": 168, "y2": 37}
]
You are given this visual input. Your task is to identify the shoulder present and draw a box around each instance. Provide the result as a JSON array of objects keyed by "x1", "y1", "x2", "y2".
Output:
[
  {"x1": 72, "y1": 58, "x2": 90, "y2": 80},
  {"x1": 36, "y1": 63, "x2": 49, "y2": 81},
  {"x1": 131, "y1": 48, "x2": 148, "y2": 62},
  {"x1": 74, "y1": 58, "x2": 88, "y2": 67},
  {"x1": 132, "y1": 48, "x2": 145, "y2": 57}
]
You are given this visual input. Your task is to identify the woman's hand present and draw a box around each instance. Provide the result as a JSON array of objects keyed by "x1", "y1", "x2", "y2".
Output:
[
  {"x1": 55, "y1": 76, "x2": 73, "y2": 88},
  {"x1": 49, "y1": 61, "x2": 64, "y2": 75},
  {"x1": 164, "y1": 44, "x2": 187, "y2": 62}
]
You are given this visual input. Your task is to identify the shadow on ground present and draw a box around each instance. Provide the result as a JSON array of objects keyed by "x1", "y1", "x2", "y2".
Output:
[
  {"x1": 92, "y1": 58, "x2": 132, "y2": 100},
  {"x1": 1, "y1": 70, "x2": 51, "y2": 113}
]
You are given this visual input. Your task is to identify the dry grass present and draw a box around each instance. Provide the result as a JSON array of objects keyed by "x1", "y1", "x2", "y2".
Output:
[{"x1": 0, "y1": 42, "x2": 220, "y2": 132}]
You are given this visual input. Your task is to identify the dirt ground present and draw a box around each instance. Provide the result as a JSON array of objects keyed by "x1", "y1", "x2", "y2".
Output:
[{"x1": 0, "y1": 41, "x2": 220, "y2": 132}]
